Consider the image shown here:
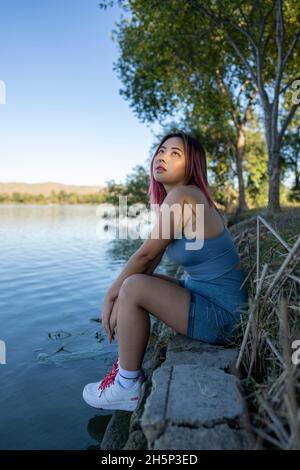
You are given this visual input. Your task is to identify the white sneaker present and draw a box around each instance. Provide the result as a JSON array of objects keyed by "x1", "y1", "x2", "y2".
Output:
[{"x1": 82, "y1": 360, "x2": 144, "y2": 412}]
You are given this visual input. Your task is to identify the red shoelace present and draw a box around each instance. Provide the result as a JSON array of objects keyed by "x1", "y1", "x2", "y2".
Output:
[{"x1": 98, "y1": 358, "x2": 119, "y2": 392}]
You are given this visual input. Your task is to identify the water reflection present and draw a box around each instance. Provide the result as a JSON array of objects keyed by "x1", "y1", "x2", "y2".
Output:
[{"x1": 0, "y1": 204, "x2": 178, "y2": 449}]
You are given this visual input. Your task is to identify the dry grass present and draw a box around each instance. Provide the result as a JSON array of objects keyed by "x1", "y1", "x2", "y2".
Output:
[{"x1": 228, "y1": 205, "x2": 300, "y2": 449}]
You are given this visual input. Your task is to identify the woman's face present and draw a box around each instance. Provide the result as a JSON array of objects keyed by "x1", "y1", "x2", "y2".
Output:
[{"x1": 153, "y1": 137, "x2": 186, "y2": 191}]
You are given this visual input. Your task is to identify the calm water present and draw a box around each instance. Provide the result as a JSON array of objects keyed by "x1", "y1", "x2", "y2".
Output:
[{"x1": 0, "y1": 204, "x2": 173, "y2": 450}]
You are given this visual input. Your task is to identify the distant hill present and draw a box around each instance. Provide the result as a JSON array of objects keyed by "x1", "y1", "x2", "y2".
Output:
[{"x1": 0, "y1": 182, "x2": 105, "y2": 196}]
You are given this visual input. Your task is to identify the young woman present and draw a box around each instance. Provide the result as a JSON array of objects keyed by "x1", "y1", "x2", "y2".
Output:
[{"x1": 82, "y1": 130, "x2": 249, "y2": 412}]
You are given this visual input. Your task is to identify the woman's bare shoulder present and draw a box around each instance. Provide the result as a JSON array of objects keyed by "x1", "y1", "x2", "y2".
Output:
[{"x1": 182, "y1": 184, "x2": 207, "y2": 205}]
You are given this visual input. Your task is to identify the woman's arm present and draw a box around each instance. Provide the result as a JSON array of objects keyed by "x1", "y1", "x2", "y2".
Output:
[
  {"x1": 106, "y1": 253, "x2": 177, "y2": 343},
  {"x1": 142, "y1": 250, "x2": 165, "y2": 275},
  {"x1": 106, "y1": 185, "x2": 187, "y2": 301},
  {"x1": 142, "y1": 250, "x2": 180, "y2": 285},
  {"x1": 105, "y1": 250, "x2": 161, "y2": 300},
  {"x1": 106, "y1": 249, "x2": 166, "y2": 302}
]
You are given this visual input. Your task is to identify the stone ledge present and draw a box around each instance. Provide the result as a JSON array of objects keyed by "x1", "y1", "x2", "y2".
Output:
[
  {"x1": 153, "y1": 423, "x2": 254, "y2": 450},
  {"x1": 102, "y1": 321, "x2": 257, "y2": 450},
  {"x1": 165, "y1": 334, "x2": 240, "y2": 373},
  {"x1": 139, "y1": 332, "x2": 256, "y2": 450}
]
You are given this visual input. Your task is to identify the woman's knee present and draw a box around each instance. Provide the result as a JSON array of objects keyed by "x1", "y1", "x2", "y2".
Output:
[{"x1": 119, "y1": 274, "x2": 142, "y2": 300}]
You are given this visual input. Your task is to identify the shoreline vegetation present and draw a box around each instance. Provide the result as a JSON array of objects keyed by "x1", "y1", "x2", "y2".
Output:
[
  {"x1": 0, "y1": 180, "x2": 297, "y2": 210},
  {"x1": 227, "y1": 206, "x2": 300, "y2": 450},
  {"x1": 0, "y1": 182, "x2": 106, "y2": 205},
  {"x1": 0, "y1": 191, "x2": 107, "y2": 205}
]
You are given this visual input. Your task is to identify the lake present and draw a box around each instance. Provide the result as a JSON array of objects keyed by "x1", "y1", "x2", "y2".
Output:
[{"x1": 0, "y1": 204, "x2": 174, "y2": 450}]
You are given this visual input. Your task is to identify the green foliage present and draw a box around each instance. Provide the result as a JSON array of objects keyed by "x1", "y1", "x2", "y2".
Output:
[
  {"x1": 0, "y1": 190, "x2": 106, "y2": 205},
  {"x1": 287, "y1": 187, "x2": 300, "y2": 202},
  {"x1": 280, "y1": 184, "x2": 288, "y2": 205},
  {"x1": 244, "y1": 128, "x2": 269, "y2": 207},
  {"x1": 3, "y1": 1, "x2": 300, "y2": 211},
  {"x1": 210, "y1": 182, "x2": 239, "y2": 213},
  {"x1": 103, "y1": 164, "x2": 150, "y2": 208},
  {"x1": 124, "y1": 164, "x2": 150, "y2": 206},
  {"x1": 99, "y1": 0, "x2": 300, "y2": 212},
  {"x1": 103, "y1": 180, "x2": 127, "y2": 205},
  {"x1": 280, "y1": 120, "x2": 300, "y2": 200}
]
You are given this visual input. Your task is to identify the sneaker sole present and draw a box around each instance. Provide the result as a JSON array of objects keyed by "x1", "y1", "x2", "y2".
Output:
[{"x1": 82, "y1": 389, "x2": 140, "y2": 412}]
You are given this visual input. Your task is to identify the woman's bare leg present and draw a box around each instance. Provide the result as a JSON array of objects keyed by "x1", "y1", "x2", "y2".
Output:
[
  {"x1": 109, "y1": 294, "x2": 151, "y2": 371},
  {"x1": 111, "y1": 274, "x2": 190, "y2": 371},
  {"x1": 151, "y1": 273, "x2": 181, "y2": 285},
  {"x1": 109, "y1": 274, "x2": 179, "y2": 344},
  {"x1": 117, "y1": 300, "x2": 151, "y2": 371}
]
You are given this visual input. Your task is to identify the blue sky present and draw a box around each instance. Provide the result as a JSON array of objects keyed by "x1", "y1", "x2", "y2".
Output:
[{"x1": 0, "y1": 0, "x2": 161, "y2": 186}]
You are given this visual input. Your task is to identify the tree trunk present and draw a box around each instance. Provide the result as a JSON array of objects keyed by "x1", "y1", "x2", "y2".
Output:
[
  {"x1": 264, "y1": 110, "x2": 282, "y2": 214},
  {"x1": 294, "y1": 160, "x2": 299, "y2": 189},
  {"x1": 235, "y1": 125, "x2": 249, "y2": 214},
  {"x1": 267, "y1": 147, "x2": 282, "y2": 214}
]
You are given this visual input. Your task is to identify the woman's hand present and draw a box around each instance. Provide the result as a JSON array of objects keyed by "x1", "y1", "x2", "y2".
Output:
[
  {"x1": 109, "y1": 299, "x2": 119, "y2": 343},
  {"x1": 100, "y1": 294, "x2": 115, "y2": 341}
]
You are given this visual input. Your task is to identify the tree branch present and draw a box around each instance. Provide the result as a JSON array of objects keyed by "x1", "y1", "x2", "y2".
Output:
[
  {"x1": 215, "y1": 71, "x2": 240, "y2": 130},
  {"x1": 224, "y1": 1, "x2": 258, "y2": 54},
  {"x1": 282, "y1": 28, "x2": 300, "y2": 70},
  {"x1": 188, "y1": 0, "x2": 258, "y2": 85},
  {"x1": 278, "y1": 102, "x2": 300, "y2": 145},
  {"x1": 258, "y1": 0, "x2": 276, "y2": 49},
  {"x1": 279, "y1": 76, "x2": 300, "y2": 96},
  {"x1": 274, "y1": 0, "x2": 284, "y2": 101},
  {"x1": 255, "y1": 1, "x2": 275, "y2": 81},
  {"x1": 242, "y1": 87, "x2": 258, "y2": 125}
]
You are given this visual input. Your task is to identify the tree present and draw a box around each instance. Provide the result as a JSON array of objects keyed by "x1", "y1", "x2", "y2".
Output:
[
  {"x1": 244, "y1": 125, "x2": 269, "y2": 207},
  {"x1": 101, "y1": 0, "x2": 259, "y2": 212},
  {"x1": 100, "y1": 0, "x2": 300, "y2": 213},
  {"x1": 184, "y1": 0, "x2": 300, "y2": 213},
  {"x1": 281, "y1": 120, "x2": 300, "y2": 201},
  {"x1": 104, "y1": 179, "x2": 127, "y2": 205},
  {"x1": 124, "y1": 164, "x2": 150, "y2": 206}
]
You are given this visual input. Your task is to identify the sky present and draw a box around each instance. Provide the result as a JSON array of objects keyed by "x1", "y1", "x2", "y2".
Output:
[{"x1": 0, "y1": 0, "x2": 162, "y2": 186}]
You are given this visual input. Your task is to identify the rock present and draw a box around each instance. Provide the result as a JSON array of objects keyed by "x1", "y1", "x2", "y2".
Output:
[
  {"x1": 123, "y1": 430, "x2": 148, "y2": 450},
  {"x1": 154, "y1": 424, "x2": 255, "y2": 450},
  {"x1": 100, "y1": 315, "x2": 256, "y2": 450},
  {"x1": 100, "y1": 411, "x2": 132, "y2": 450},
  {"x1": 139, "y1": 332, "x2": 255, "y2": 450},
  {"x1": 165, "y1": 334, "x2": 239, "y2": 373}
]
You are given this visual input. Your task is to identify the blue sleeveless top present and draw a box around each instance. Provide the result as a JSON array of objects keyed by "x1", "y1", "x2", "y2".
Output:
[{"x1": 165, "y1": 225, "x2": 241, "y2": 281}]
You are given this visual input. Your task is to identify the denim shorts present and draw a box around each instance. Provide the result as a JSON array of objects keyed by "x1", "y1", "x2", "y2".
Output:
[{"x1": 178, "y1": 267, "x2": 249, "y2": 345}]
